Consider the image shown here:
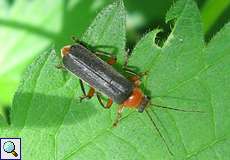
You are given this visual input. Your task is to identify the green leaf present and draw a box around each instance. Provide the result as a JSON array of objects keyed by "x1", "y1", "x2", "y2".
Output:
[
  {"x1": 0, "y1": 115, "x2": 7, "y2": 127},
  {"x1": 0, "y1": 0, "x2": 111, "y2": 105},
  {"x1": 1, "y1": 0, "x2": 230, "y2": 159},
  {"x1": 165, "y1": 0, "x2": 188, "y2": 23},
  {"x1": 0, "y1": 0, "x2": 62, "y2": 105},
  {"x1": 82, "y1": 0, "x2": 126, "y2": 62},
  {"x1": 129, "y1": 0, "x2": 230, "y2": 158}
]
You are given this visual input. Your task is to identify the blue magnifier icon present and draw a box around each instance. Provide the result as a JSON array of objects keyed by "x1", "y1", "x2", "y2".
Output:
[{"x1": 3, "y1": 141, "x2": 18, "y2": 157}]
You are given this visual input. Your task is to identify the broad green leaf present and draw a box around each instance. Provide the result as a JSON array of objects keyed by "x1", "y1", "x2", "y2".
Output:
[
  {"x1": 0, "y1": 0, "x2": 62, "y2": 105},
  {"x1": 129, "y1": 0, "x2": 230, "y2": 159},
  {"x1": 1, "y1": 0, "x2": 230, "y2": 160},
  {"x1": 0, "y1": 0, "x2": 111, "y2": 105}
]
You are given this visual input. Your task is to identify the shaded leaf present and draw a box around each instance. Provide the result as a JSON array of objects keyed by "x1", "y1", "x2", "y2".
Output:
[{"x1": 0, "y1": 0, "x2": 111, "y2": 105}]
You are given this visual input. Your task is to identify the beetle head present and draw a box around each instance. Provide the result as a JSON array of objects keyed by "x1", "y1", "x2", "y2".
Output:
[{"x1": 138, "y1": 95, "x2": 151, "y2": 113}]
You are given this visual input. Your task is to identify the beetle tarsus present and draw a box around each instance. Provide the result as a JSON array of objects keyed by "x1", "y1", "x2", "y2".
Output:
[
  {"x1": 79, "y1": 95, "x2": 89, "y2": 102},
  {"x1": 112, "y1": 105, "x2": 124, "y2": 127},
  {"x1": 96, "y1": 93, "x2": 113, "y2": 109},
  {"x1": 123, "y1": 49, "x2": 131, "y2": 68},
  {"x1": 95, "y1": 52, "x2": 117, "y2": 65},
  {"x1": 78, "y1": 80, "x2": 95, "y2": 103},
  {"x1": 55, "y1": 64, "x2": 65, "y2": 70}
]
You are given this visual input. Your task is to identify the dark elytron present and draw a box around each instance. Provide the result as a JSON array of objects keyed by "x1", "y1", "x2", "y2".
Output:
[{"x1": 62, "y1": 44, "x2": 134, "y2": 104}]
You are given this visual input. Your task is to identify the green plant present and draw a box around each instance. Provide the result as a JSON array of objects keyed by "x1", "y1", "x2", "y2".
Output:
[
  {"x1": 0, "y1": 0, "x2": 229, "y2": 159},
  {"x1": 0, "y1": 0, "x2": 111, "y2": 106}
]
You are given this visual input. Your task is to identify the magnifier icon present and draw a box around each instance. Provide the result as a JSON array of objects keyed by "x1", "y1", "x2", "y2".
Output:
[{"x1": 3, "y1": 141, "x2": 18, "y2": 157}]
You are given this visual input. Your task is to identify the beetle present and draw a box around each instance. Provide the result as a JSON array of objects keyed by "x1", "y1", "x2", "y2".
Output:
[
  {"x1": 59, "y1": 38, "x2": 202, "y2": 155},
  {"x1": 61, "y1": 39, "x2": 151, "y2": 121}
]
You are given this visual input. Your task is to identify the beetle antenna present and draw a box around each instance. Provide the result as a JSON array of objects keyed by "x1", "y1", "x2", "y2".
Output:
[
  {"x1": 150, "y1": 103, "x2": 204, "y2": 113},
  {"x1": 145, "y1": 109, "x2": 173, "y2": 156}
]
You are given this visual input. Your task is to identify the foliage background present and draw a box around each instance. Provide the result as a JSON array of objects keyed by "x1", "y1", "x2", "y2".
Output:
[
  {"x1": 0, "y1": 0, "x2": 229, "y2": 159},
  {"x1": 0, "y1": 0, "x2": 229, "y2": 108}
]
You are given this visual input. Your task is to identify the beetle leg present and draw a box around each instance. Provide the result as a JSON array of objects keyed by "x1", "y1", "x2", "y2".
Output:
[
  {"x1": 72, "y1": 36, "x2": 118, "y2": 64},
  {"x1": 123, "y1": 67, "x2": 148, "y2": 87},
  {"x1": 123, "y1": 67, "x2": 137, "y2": 76},
  {"x1": 129, "y1": 72, "x2": 148, "y2": 87},
  {"x1": 113, "y1": 105, "x2": 124, "y2": 127},
  {"x1": 122, "y1": 48, "x2": 148, "y2": 80},
  {"x1": 95, "y1": 51, "x2": 114, "y2": 57},
  {"x1": 123, "y1": 49, "x2": 131, "y2": 69},
  {"x1": 79, "y1": 79, "x2": 95, "y2": 102},
  {"x1": 96, "y1": 92, "x2": 113, "y2": 109},
  {"x1": 71, "y1": 36, "x2": 91, "y2": 48},
  {"x1": 129, "y1": 75, "x2": 142, "y2": 87},
  {"x1": 72, "y1": 36, "x2": 105, "y2": 52},
  {"x1": 56, "y1": 64, "x2": 66, "y2": 70},
  {"x1": 106, "y1": 98, "x2": 113, "y2": 108},
  {"x1": 107, "y1": 56, "x2": 117, "y2": 65},
  {"x1": 95, "y1": 52, "x2": 117, "y2": 65},
  {"x1": 79, "y1": 79, "x2": 86, "y2": 97},
  {"x1": 80, "y1": 87, "x2": 95, "y2": 102}
]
